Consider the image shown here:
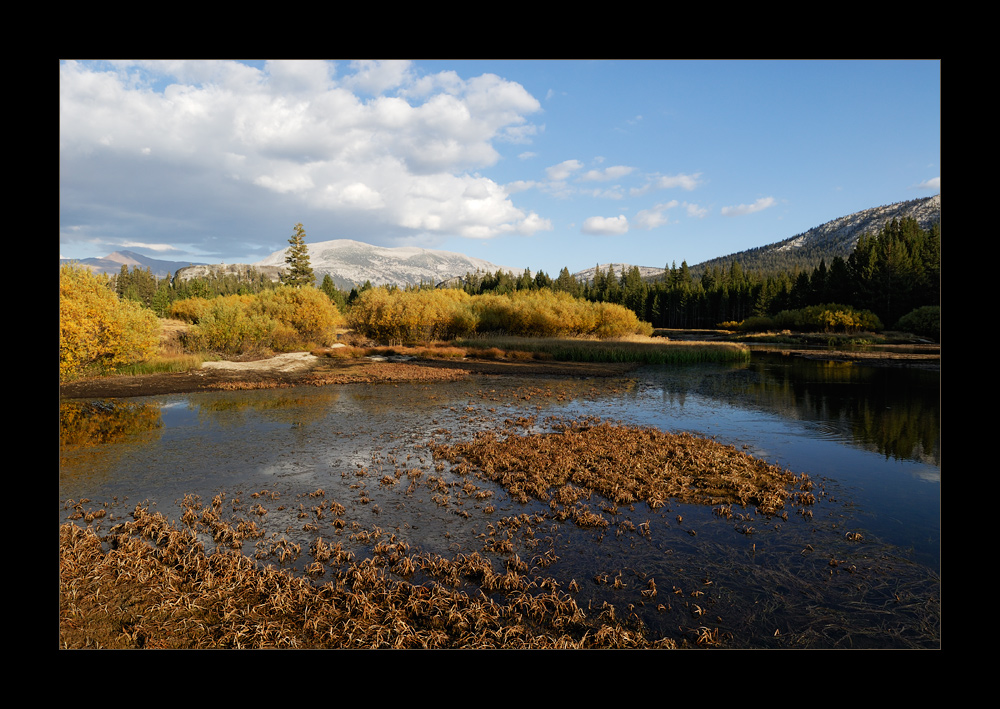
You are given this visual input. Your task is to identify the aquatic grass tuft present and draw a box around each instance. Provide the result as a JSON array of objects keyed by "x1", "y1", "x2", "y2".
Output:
[{"x1": 455, "y1": 335, "x2": 749, "y2": 365}]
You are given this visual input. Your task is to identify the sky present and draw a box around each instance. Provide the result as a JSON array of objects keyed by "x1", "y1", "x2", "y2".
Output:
[{"x1": 59, "y1": 59, "x2": 940, "y2": 276}]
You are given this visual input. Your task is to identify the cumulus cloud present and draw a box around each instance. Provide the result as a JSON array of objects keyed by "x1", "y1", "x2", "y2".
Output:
[
  {"x1": 721, "y1": 197, "x2": 776, "y2": 217},
  {"x1": 59, "y1": 59, "x2": 547, "y2": 261},
  {"x1": 340, "y1": 59, "x2": 413, "y2": 95},
  {"x1": 582, "y1": 215, "x2": 629, "y2": 235},
  {"x1": 917, "y1": 177, "x2": 940, "y2": 190}
]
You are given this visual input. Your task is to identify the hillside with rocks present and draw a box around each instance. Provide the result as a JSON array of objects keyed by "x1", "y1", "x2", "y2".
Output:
[
  {"x1": 254, "y1": 238, "x2": 519, "y2": 290},
  {"x1": 689, "y1": 195, "x2": 940, "y2": 277}
]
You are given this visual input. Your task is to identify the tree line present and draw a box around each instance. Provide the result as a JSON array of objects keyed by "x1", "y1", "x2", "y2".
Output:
[
  {"x1": 104, "y1": 216, "x2": 939, "y2": 337},
  {"x1": 450, "y1": 217, "x2": 939, "y2": 334}
]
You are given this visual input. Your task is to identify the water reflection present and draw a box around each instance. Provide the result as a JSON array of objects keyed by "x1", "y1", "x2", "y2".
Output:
[
  {"x1": 635, "y1": 352, "x2": 939, "y2": 466},
  {"x1": 60, "y1": 399, "x2": 163, "y2": 447},
  {"x1": 58, "y1": 353, "x2": 940, "y2": 646}
]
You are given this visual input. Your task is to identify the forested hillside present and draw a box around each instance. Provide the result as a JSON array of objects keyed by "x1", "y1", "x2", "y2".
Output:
[
  {"x1": 101, "y1": 214, "x2": 940, "y2": 344},
  {"x1": 687, "y1": 195, "x2": 940, "y2": 278},
  {"x1": 449, "y1": 216, "x2": 940, "y2": 335}
]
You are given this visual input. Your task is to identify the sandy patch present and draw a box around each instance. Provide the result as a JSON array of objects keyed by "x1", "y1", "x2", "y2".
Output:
[{"x1": 201, "y1": 352, "x2": 319, "y2": 373}]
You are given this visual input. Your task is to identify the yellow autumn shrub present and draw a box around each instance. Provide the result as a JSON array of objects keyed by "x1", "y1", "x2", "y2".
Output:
[
  {"x1": 349, "y1": 287, "x2": 652, "y2": 343},
  {"x1": 168, "y1": 296, "x2": 213, "y2": 323},
  {"x1": 253, "y1": 286, "x2": 344, "y2": 348},
  {"x1": 171, "y1": 286, "x2": 343, "y2": 355},
  {"x1": 60, "y1": 263, "x2": 160, "y2": 380},
  {"x1": 347, "y1": 288, "x2": 476, "y2": 343}
]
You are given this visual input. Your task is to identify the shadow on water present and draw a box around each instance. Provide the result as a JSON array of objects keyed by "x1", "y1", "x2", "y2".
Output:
[{"x1": 59, "y1": 354, "x2": 940, "y2": 648}]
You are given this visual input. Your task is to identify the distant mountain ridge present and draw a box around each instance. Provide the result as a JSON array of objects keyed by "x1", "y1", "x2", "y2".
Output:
[
  {"x1": 60, "y1": 250, "x2": 205, "y2": 279},
  {"x1": 254, "y1": 238, "x2": 519, "y2": 290},
  {"x1": 62, "y1": 195, "x2": 940, "y2": 289},
  {"x1": 571, "y1": 263, "x2": 665, "y2": 285}
]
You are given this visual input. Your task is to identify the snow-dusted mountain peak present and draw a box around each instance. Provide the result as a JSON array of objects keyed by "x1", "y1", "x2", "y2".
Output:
[{"x1": 254, "y1": 238, "x2": 519, "y2": 290}]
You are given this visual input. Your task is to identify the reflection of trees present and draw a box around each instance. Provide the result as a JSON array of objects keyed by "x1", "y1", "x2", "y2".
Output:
[
  {"x1": 685, "y1": 355, "x2": 939, "y2": 465},
  {"x1": 194, "y1": 390, "x2": 340, "y2": 428},
  {"x1": 60, "y1": 400, "x2": 165, "y2": 487},
  {"x1": 60, "y1": 400, "x2": 163, "y2": 447},
  {"x1": 754, "y1": 356, "x2": 939, "y2": 465}
]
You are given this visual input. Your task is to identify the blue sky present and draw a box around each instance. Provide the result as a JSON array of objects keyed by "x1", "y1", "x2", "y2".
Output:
[{"x1": 59, "y1": 59, "x2": 940, "y2": 276}]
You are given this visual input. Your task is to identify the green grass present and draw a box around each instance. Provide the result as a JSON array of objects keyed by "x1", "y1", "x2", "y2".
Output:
[{"x1": 454, "y1": 335, "x2": 750, "y2": 365}]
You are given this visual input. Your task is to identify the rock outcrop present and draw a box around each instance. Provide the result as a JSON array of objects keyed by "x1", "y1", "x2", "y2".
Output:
[{"x1": 173, "y1": 263, "x2": 284, "y2": 284}]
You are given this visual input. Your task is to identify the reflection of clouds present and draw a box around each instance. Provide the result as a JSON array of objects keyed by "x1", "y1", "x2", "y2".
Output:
[{"x1": 911, "y1": 466, "x2": 940, "y2": 484}]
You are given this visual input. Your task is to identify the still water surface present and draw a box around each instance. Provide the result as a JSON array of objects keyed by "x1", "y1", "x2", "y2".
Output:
[{"x1": 59, "y1": 350, "x2": 940, "y2": 646}]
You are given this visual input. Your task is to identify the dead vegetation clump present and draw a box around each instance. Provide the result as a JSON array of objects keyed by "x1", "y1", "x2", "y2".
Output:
[
  {"x1": 59, "y1": 500, "x2": 680, "y2": 649},
  {"x1": 430, "y1": 419, "x2": 812, "y2": 526}
]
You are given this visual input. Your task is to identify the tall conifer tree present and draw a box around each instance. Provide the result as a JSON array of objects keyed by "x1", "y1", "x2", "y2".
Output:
[{"x1": 282, "y1": 223, "x2": 314, "y2": 287}]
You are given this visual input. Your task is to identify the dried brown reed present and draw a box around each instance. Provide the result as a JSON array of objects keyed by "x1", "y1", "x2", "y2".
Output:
[
  {"x1": 60, "y1": 499, "x2": 681, "y2": 649},
  {"x1": 430, "y1": 419, "x2": 812, "y2": 527}
]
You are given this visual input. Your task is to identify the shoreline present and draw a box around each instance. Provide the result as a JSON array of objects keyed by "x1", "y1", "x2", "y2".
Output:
[
  {"x1": 58, "y1": 355, "x2": 643, "y2": 400},
  {"x1": 59, "y1": 337, "x2": 938, "y2": 400}
]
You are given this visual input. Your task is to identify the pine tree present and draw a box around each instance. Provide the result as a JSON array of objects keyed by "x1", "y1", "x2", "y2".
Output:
[{"x1": 282, "y1": 223, "x2": 314, "y2": 288}]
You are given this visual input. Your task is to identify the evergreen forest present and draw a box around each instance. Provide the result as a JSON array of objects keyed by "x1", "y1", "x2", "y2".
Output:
[{"x1": 100, "y1": 216, "x2": 940, "y2": 340}]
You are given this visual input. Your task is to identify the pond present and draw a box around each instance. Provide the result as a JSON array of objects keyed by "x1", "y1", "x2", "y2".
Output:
[{"x1": 59, "y1": 350, "x2": 940, "y2": 648}]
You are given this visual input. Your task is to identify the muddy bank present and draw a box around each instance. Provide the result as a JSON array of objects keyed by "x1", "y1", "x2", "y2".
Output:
[
  {"x1": 58, "y1": 354, "x2": 640, "y2": 400},
  {"x1": 777, "y1": 347, "x2": 940, "y2": 370},
  {"x1": 58, "y1": 339, "x2": 938, "y2": 400}
]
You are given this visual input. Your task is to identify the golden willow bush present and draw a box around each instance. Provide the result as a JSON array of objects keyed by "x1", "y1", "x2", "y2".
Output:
[
  {"x1": 736, "y1": 304, "x2": 883, "y2": 334},
  {"x1": 348, "y1": 287, "x2": 652, "y2": 344},
  {"x1": 60, "y1": 264, "x2": 160, "y2": 380},
  {"x1": 169, "y1": 286, "x2": 343, "y2": 356}
]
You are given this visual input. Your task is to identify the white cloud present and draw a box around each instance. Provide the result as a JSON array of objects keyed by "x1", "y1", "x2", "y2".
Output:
[
  {"x1": 917, "y1": 177, "x2": 940, "y2": 190},
  {"x1": 656, "y1": 173, "x2": 703, "y2": 191},
  {"x1": 585, "y1": 187, "x2": 627, "y2": 200},
  {"x1": 331, "y1": 182, "x2": 385, "y2": 210},
  {"x1": 341, "y1": 60, "x2": 413, "y2": 94},
  {"x1": 121, "y1": 241, "x2": 178, "y2": 252},
  {"x1": 504, "y1": 180, "x2": 538, "y2": 194},
  {"x1": 582, "y1": 215, "x2": 629, "y2": 235},
  {"x1": 545, "y1": 159, "x2": 583, "y2": 182},
  {"x1": 721, "y1": 196, "x2": 776, "y2": 216},
  {"x1": 580, "y1": 165, "x2": 635, "y2": 182},
  {"x1": 264, "y1": 59, "x2": 334, "y2": 94},
  {"x1": 685, "y1": 202, "x2": 708, "y2": 218},
  {"x1": 59, "y1": 60, "x2": 547, "y2": 259},
  {"x1": 634, "y1": 200, "x2": 679, "y2": 229}
]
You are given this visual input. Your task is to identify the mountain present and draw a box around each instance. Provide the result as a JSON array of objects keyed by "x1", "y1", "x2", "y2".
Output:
[
  {"x1": 571, "y1": 263, "x2": 665, "y2": 285},
  {"x1": 254, "y1": 239, "x2": 520, "y2": 290},
  {"x1": 687, "y1": 195, "x2": 941, "y2": 278},
  {"x1": 569, "y1": 196, "x2": 940, "y2": 286},
  {"x1": 60, "y1": 250, "x2": 206, "y2": 279}
]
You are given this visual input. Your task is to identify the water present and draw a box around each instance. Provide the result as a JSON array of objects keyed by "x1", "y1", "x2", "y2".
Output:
[
  {"x1": 59, "y1": 351, "x2": 940, "y2": 647},
  {"x1": 563, "y1": 353, "x2": 941, "y2": 571}
]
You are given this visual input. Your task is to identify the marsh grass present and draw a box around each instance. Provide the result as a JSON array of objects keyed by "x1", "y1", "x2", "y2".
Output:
[
  {"x1": 456, "y1": 335, "x2": 750, "y2": 365},
  {"x1": 112, "y1": 353, "x2": 208, "y2": 376},
  {"x1": 313, "y1": 336, "x2": 747, "y2": 366}
]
